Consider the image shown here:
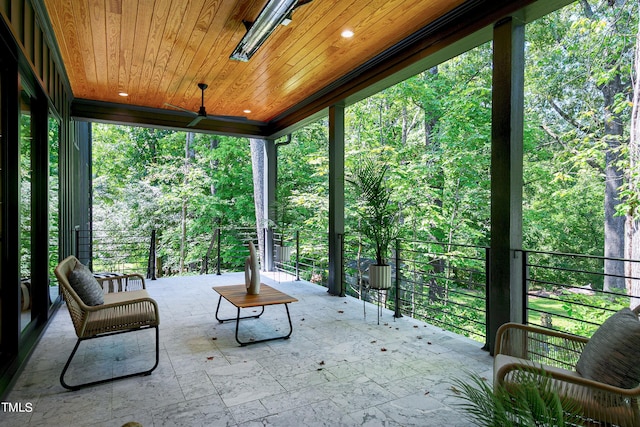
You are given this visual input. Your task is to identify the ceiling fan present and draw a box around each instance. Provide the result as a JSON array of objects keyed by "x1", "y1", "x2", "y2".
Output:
[{"x1": 164, "y1": 83, "x2": 246, "y2": 127}]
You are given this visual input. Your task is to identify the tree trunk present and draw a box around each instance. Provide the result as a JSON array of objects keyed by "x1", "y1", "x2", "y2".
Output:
[
  {"x1": 627, "y1": 9, "x2": 640, "y2": 308},
  {"x1": 603, "y1": 96, "x2": 626, "y2": 291},
  {"x1": 250, "y1": 138, "x2": 266, "y2": 268},
  {"x1": 595, "y1": 6, "x2": 628, "y2": 290}
]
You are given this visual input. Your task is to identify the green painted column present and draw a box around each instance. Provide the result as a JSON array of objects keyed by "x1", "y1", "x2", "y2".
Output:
[
  {"x1": 265, "y1": 138, "x2": 277, "y2": 271},
  {"x1": 488, "y1": 17, "x2": 525, "y2": 354},
  {"x1": 328, "y1": 104, "x2": 345, "y2": 296}
]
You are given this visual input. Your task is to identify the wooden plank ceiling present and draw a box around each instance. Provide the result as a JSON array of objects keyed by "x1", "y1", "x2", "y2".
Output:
[{"x1": 43, "y1": 0, "x2": 466, "y2": 131}]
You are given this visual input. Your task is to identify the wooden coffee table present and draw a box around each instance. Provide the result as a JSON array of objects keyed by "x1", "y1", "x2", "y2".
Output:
[{"x1": 212, "y1": 284, "x2": 298, "y2": 346}]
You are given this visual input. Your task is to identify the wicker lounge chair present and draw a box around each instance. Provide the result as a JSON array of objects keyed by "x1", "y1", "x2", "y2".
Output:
[
  {"x1": 494, "y1": 322, "x2": 640, "y2": 426},
  {"x1": 54, "y1": 256, "x2": 160, "y2": 390}
]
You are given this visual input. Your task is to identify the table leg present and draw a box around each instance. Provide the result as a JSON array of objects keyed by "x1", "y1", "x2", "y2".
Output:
[
  {"x1": 215, "y1": 295, "x2": 264, "y2": 323},
  {"x1": 235, "y1": 303, "x2": 294, "y2": 346}
]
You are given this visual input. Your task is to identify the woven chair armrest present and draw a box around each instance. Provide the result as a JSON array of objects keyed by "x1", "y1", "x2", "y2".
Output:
[
  {"x1": 79, "y1": 294, "x2": 159, "y2": 338},
  {"x1": 496, "y1": 359, "x2": 640, "y2": 397},
  {"x1": 84, "y1": 295, "x2": 159, "y2": 313},
  {"x1": 497, "y1": 323, "x2": 589, "y2": 348},
  {"x1": 496, "y1": 323, "x2": 588, "y2": 370}
]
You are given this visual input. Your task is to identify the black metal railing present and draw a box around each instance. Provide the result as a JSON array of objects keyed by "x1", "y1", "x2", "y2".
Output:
[
  {"x1": 78, "y1": 225, "x2": 640, "y2": 344},
  {"x1": 75, "y1": 228, "x2": 153, "y2": 275},
  {"x1": 274, "y1": 229, "x2": 328, "y2": 286},
  {"x1": 273, "y1": 231, "x2": 640, "y2": 343},
  {"x1": 209, "y1": 226, "x2": 257, "y2": 274},
  {"x1": 77, "y1": 226, "x2": 259, "y2": 277},
  {"x1": 341, "y1": 236, "x2": 488, "y2": 342},
  {"x1": 523, "y1": 250, "x2": 640, "y2": 338}
]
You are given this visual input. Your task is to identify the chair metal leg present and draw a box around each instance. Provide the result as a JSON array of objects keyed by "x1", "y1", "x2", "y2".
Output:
[{"x1": 60, "y1": 326, "x2": 159, "y2": 391}]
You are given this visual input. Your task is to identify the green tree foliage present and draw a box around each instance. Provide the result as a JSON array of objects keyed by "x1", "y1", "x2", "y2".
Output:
[
  {"x1": 90, "y1": 2, "x2": 640, "y2": 338},
  {"x1": 278, "y1": 121, "x2": 330, "y2": 235},
  {"x1": 524, "y1": 1, "x2": 638, "y2": 292},
  {"x1": 92, "y1": 124, "x2": 253, "y2": 272}
]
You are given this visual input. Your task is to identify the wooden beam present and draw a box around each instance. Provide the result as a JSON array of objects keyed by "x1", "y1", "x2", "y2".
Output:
[{"x1": 71, "y1": 98, "x2": 270, "y2": 138}]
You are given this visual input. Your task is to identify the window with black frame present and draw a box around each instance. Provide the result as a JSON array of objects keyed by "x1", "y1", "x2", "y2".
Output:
[
  {"x1": 48, "y1": 114, "x2": 60, "y2": 306},
  {"x1": 19, "y1": 79, "x2": 33, "y2": 332}
]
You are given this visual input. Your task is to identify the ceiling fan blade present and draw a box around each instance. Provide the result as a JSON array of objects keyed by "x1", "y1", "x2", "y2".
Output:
[
  {"x1": 187, "y1": 115, "x2": 205, "y2": 127},
  {"x1": 164, "y1": 102, "x2": 197, "y2": 115},
  {"x1": 207, "y1": 114, "x2": 248, "y2": 121}
]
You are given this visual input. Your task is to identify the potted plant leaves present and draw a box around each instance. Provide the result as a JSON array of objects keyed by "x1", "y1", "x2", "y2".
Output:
[
  {"x1": 347, "y1": 156, "x2": 400, "y2": 289},
  {"x1": 452, "y1": 371, "x2": 582, "y2": 426}
]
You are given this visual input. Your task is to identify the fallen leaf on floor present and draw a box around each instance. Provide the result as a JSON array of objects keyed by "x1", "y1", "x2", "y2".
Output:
[
  {"x1": 424, "y1": 391, "x2": 430, "y2": 395},
  {"x1": 413, "y1": 325, "x2": 418, "y2": 328},
  {"x1": 317, "y1": 368, "x2": 323, "y2": 371},
  {"x1": 301, "y1": 318, "x2": 305, "y2": 321},
  {"x1": 206, "y1": 356, "x2": 214, "y2": 360},
  {"x1": 338, "y1": 310, "x2": 344, "y2": 313},
  {"x1": 427, "y1": 341, "x2": 432, "y2": 345},
  {"x1": 212, "y1": 337, "x2": 217, "y2": 341},
  {"x1": 384, "y1": 323, "x2": 389, "y2": 326},
  {"x1": 381, "y1": 347, "x2": 387, "y2": 352},
  {"x1": 370, "y1": 340, "x2": 377, "y2": 344},
  {"x1": 319, "y1": 361, "x2": 325, "y2": 366},
  {"x1": 417, "y1": 336, "x2": 423, "y2": 339}
]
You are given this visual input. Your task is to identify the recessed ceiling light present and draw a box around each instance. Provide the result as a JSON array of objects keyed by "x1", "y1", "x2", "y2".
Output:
[
  {"x1": 341, "y1": 29, "x2": 354, "y2": 38},
  {"x1": 118, "y1": 92, "x2": 128, "y2": 97},
  {"x1": 243, "y1": 109, "x2": 252, "y2": 114}
]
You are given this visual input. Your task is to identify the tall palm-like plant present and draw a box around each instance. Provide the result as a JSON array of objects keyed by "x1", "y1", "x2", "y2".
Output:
[{"x1": 347, "y1": 156, "x2": 399, "y2": 266}]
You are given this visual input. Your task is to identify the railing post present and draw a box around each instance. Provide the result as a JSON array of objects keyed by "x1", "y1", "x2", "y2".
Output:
[
  {"x1": 74, "y1": 226, "x2": 80, "y2": 259},
  {"x1": 483, "y1": 246, "x2": 491, "y2": 351},
  {"x1": 147, "y1": 229, "x2": 157, "y2": 280},
  {"x1": 295, "y1": 230, "x2": 300, "y2": 281},
  {"x1": 394, "y1": 238, "x2": 402, "y2": 318},
  {"x1": 216, "y1": 221, "x2": 222, "y2": 276},
  {"x1": 522, "y1": 250, "x2": 529, "y2": 325},
  {"x1": 339, "y1": 233, "x2": 345, "y2": 296}
]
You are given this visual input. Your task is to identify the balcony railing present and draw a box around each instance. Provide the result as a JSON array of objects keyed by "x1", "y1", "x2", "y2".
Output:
[
  {"x1": 78, "y1": 226, "x2": 640, "y2": 346},
  {"x1": 523, "y1": 250, "x2": 640, "y2": 338},
  {"x1": 75, "y1": 228, "x2": 153, "y2": 275}
]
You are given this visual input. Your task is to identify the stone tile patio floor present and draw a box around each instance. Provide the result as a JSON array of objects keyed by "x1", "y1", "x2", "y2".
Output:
[{"x1": 5, "y1": 272, "x2": 493, "y2": 426}]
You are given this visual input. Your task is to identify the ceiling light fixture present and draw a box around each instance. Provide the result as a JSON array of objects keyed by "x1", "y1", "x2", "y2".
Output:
[
  {"x1": 230, "y1": 0, "x2": 312, "y2": 62},
  {"x1": 341, "y1": 29, "x2": 354, "y2": 38},
  {"x1": 118, "y1": 92, "x2": 128, "y2": 97}
]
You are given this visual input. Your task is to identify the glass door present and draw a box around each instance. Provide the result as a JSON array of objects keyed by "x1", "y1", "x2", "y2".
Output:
[
  {"x1": 49, "y1": 114, "x2": 60, "y2": 306},
  {"x1": 19, "y1": 79, "x2": 33, "y2": 331}
]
